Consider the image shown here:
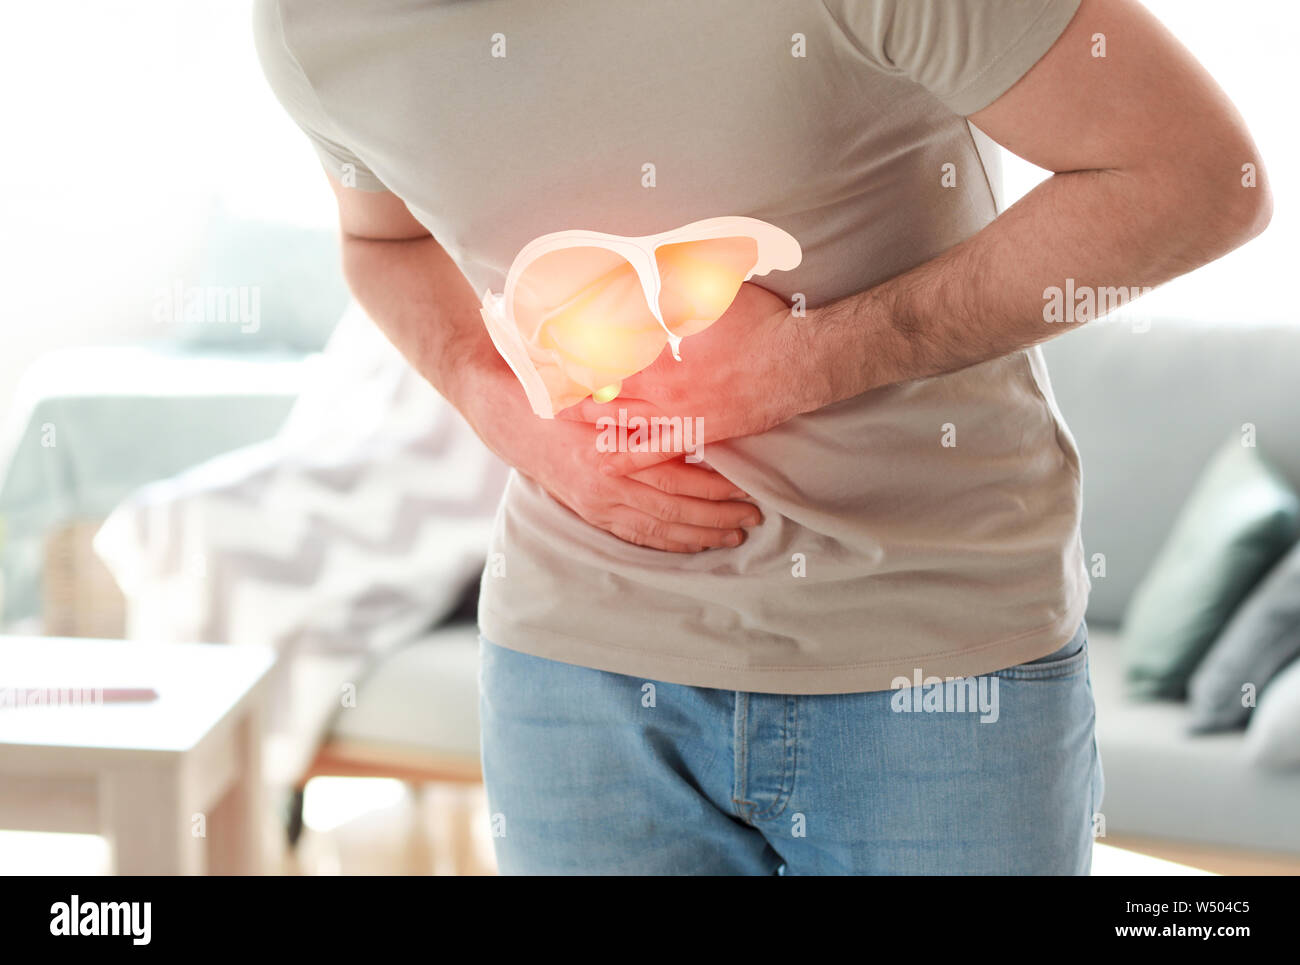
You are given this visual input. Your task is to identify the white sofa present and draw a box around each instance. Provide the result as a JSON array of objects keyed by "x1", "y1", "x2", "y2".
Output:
[{"x1": 1042, "y1": 316, "x2": 1300, "y2": 855}]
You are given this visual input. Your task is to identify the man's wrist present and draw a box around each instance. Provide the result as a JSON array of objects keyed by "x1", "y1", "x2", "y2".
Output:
[
  {"x1": 770, "y1": 308, "x2": 828, "y2": 419},
  {"x1": 444, "y1": 336, "x2": 530, "y2": 443},
  {"x1": 786, "y1": 290, "x2": 888, "y2": 416},
  {"x1": 441, "y1": 332, "x2": 505, "y2": 404}
]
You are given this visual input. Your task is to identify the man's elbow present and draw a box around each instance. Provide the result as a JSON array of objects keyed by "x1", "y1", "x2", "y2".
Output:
[
  {"x1": 1201, "y1": 138, "x2": 1273, "y2": 251},
  {"x1": 1235, "y1": 168, "x2": 1273, "y2": 244}
]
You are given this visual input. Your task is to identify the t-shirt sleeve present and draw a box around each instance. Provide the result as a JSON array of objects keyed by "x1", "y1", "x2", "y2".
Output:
[
  {"x1": 252, "y1": 0, "x2": 388, "y2": 191},
  {"x1": 824, "y1": 0, "x2": 1083, "y2": 116}
]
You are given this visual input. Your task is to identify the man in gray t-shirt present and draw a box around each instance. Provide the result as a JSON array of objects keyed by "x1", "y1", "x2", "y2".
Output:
[{"x1": 257, "y1": 0, "x2": 1268, "y2": 873}]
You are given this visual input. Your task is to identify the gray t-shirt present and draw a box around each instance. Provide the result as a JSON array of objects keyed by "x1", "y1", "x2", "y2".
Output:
[{"x1": 256, "y1": 0, "x2": 1089, "y2": 693}]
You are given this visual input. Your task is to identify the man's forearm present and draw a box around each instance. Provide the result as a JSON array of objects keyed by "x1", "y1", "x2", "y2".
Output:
[
  {"x1": 339, "y1": 233, "x2": 520, "y2": 445},
  {"x1": 799, "y1": 162, "x2": 1271, "y2": 412}
]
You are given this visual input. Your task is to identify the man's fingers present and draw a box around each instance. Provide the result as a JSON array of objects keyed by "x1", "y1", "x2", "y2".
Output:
[
  {"x1": 558, "y1": 397, "x2": 714, "y2": 476},
  {"x1": 554, "y1": 399, "x2": 597, "y2": 423},
  {"x1": 616, "y1": 478, "x2": 761, "y2": 531},
  {"x1": 604, "y1": 516, "x2": 707, "y2": 553},
  {"x1": 630, "y1": 460, "x2": 750, "y2": 501},
  {"x1": 600, "y1": 447, "x2": 682, "y2": 477},
  {"x1": 604, "y1": 507, "x2": 747, "y2": 553},
  {"x1": 558, "y1": 396, "x2": 665, "y2": 425},
  {"x1": 555, "y1": 398, "x2": 606, "y2": 424}
]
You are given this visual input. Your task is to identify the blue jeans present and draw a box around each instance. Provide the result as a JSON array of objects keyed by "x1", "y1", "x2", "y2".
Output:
[{"x1": 479, "y1": 621, "x2": 1103, "y2": 875}]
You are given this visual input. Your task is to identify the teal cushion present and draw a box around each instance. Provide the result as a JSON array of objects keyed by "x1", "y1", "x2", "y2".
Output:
[
  {"x1": 1122, "y1": 437, "x2": 1299, "y2": 699},
  {"x1": 173, "y1": 211, "x2": 350, "y2": 353}
]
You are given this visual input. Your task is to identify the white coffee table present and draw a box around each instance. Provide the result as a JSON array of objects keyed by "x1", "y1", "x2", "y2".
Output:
[{"x1": 0, "y1": 636, "x2": 276, "y2": 874}]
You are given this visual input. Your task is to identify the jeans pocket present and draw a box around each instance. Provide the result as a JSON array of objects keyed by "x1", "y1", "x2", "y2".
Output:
[{"x1": 990, "y1": 623, "x2": 1089, "y2": 681}]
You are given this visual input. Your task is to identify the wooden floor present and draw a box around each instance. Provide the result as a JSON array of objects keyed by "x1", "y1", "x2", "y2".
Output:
[
  {"x1": 1104, "y1": 834, "x2": 1300, "y2": 877},
  {"x1": 283, "y1": 780, "x2": 497, "y2": 876}
]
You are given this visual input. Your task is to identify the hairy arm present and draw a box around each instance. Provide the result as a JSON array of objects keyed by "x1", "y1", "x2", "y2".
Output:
[
  {"x1": 590, "y1": 0, "x2": 1271, "y2": 473},
  {"x1": 330, "y1": 188, "x2": 504, "y2": 409},
  {"x1": 327, "y1": 187, "x2": 514, "y2": 430},
  {"x1": 804, "y1": 0, "x2": 1271, "y2": 408}
]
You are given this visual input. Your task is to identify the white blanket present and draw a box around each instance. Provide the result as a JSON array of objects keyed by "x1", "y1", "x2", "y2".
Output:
[{"x1": 95, "y1": 302, "x2": 508, "y2": 657}]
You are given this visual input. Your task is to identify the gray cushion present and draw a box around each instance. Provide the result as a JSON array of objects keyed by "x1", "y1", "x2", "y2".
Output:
[
  {"x1": 1188, "y1": 541, "x2": 1300, "y2": 732},
  {"x1": 1243, "y1": 656, "x2": 1300, "y2": 768},
  {"x1": 329, "y1": 622, "x2": 481, "y2": 760},
  {"x1": 1119, "y1": 437, "x2": 1298, "y2": 699}
]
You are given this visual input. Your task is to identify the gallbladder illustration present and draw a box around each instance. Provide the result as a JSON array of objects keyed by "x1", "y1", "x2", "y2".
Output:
[{"x1": 479, "y1": 216, "x2": 802, "y2": 418}]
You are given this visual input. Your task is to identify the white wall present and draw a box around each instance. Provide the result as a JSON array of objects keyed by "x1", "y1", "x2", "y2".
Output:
[
  {"x1": 0, "y1": 1, "x2": 336, "y2": 422},
  {"x1": 1000, "y1": 0, "x2": 1299, "y2": 325}
]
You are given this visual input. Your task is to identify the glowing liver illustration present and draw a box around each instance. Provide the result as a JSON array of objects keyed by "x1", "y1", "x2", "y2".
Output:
[{"x1": 479, "y1": 216, "x2": 802, "y2": 418}]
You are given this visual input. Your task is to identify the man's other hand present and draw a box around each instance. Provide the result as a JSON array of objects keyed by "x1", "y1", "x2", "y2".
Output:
[
  {"x1": 468, "y1": 369, "x2": 762, "y2": 552},
  {"x1": 559, "y1": 281, "x2": 810, "y2": 476}
]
